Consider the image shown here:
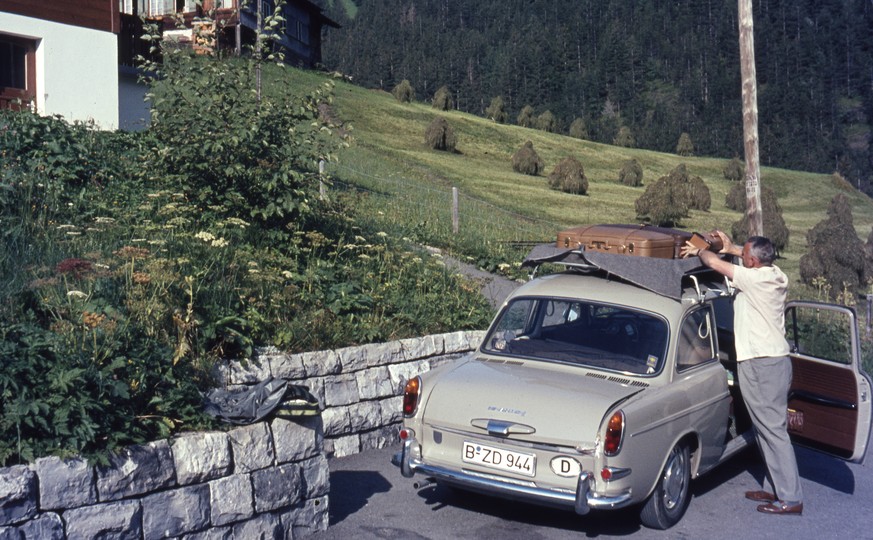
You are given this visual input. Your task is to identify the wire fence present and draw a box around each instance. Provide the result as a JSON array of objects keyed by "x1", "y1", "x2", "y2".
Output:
[{"x1": 323, "y1": 160, "x2": 561, "y2": 251}]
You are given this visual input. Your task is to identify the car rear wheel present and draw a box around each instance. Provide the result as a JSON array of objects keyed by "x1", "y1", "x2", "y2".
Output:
[{"x1": 639, "y1": 443, "x2": 691, "y2": 529}]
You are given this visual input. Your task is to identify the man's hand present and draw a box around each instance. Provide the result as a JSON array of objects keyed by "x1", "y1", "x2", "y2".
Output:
[
  {"x1": 713, "y1": 230, "x2": 742, "y2": 256},
  {"x1": 680, "y1": 241, "x2": 701, "y2": 259}
]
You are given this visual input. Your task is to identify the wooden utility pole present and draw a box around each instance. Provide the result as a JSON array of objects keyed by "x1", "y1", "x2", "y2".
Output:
[{"x1": 738, "y1": 0, "x2": 763, "y2": 236}]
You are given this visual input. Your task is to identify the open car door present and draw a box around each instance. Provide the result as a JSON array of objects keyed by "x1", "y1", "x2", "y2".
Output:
[{"x1": 785, "y1": 301, "x2": 872, "y2": 463}]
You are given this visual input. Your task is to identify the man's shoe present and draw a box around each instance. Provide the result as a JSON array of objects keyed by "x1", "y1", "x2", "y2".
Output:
[
  {"x1": 744, "y1": 490, "x2": 776, "y2": 502},
  {"x1": 757, "y1": 501, "x2": 803, "y2": 515}
]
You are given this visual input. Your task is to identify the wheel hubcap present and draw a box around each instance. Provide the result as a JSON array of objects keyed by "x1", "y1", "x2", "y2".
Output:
[{"x1": 662, "y1": 447, "x2": 688, "y2": 510}]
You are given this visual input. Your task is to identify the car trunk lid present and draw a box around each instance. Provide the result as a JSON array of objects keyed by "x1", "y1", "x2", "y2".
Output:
[{"x1": 422, "y1": 358, "x2": 646, "y2": 448}]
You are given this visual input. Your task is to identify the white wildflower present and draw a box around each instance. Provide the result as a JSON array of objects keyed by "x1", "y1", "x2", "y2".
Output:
[
  {"x1": 211, "y1": 237, "x2": 229, "y2": 248},
  {"x1": 195, "y1": 231, "x2": 216, "y2": 242},
  {"x1": 67, "y1": 290, "x2": 88, "y2": 299}
]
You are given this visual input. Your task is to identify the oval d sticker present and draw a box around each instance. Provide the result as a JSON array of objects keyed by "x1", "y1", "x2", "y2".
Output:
[{"x1": 550, "y1": 456, "x2": 581, "y2": 477}]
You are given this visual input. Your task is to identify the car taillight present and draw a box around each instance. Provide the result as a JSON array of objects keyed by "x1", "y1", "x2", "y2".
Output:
[
  {"x1": 403, "y1": 376, "x2": 421, "y2": 417},
  {"x1": 604, "y1": 410, "x2": 625, "y2": 456}
]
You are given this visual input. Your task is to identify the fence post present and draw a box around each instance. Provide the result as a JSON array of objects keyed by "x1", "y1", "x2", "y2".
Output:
[
  {"x1": 319, "y1": 160, "x2": 326, "y2": 200},
  {"x1": 452, "y1": 187, "x2": 459, "y2": 234},
  {"x1": 867, "y1": 294, "x2": 872, "y2": 335}
]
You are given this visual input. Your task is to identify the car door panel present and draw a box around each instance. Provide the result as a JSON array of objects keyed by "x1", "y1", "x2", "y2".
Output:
[{"x1": 785, "y1": 301, "x2": 872, "y2": 463}]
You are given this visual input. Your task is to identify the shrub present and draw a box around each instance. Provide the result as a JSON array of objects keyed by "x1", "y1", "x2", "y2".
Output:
[
  {"x1": 536, "y1": 110, "x2": 560, "y2": 133},
  {"x1": 634, "y1": 164, "x2": 709, "y2": 226},
  {"x1": 723, "y1": 156, "x2": 744, "y2": 181},
  {"x1": 618, "y1": 158, "x2": 643, "y2": 187},
  {"x1": 432, "y1": 85, "x2": 453, "y2": 111},
  {"x1": 548, "y1": 156, "x2": 588, "y2": 195},
  {"x1": 800, "y1": 194, "x2": 869, "y2": 298},
  {"x1": 485, "y1": 96, "x2": 508, "y2": 123},
  {"x1": 568, "y1": 117, "x2": 589, "y2": 140},
  {"x1": 725, "y1": 182, "x2": 789, "y2": 250},
  {"x1": 512, "y1": 141, "x2": 544, "y2": 176},
  {"x1": 613, "y1": 126, "x2": 635, "y2": 147},
  {"x1": 517, "y1": 105, "x2": 535, "y2": 128},
  {"x1": 392, "y1": 79, "x2": 415, "y2": 103},
  {"x1": 676, "y1": 132, "x2": 694, "y2": 156},
  {"x1": 424, "y1": 116, "x2": 457, "y2": 152}
]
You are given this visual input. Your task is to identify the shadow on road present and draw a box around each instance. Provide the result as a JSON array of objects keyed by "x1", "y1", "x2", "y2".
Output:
[{"x1": 327, "y1": 470, "x2": 393, "y2": 523}]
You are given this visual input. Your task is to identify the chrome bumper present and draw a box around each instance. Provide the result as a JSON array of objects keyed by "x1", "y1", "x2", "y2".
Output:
[{"x1": 394, "y1": 437, "x2": 633, "y2": 515}]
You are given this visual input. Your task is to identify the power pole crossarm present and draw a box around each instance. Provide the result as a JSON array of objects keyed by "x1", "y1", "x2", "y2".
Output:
[{"x1": 738, "y1": 0, "x2": 763, "y2": 237}]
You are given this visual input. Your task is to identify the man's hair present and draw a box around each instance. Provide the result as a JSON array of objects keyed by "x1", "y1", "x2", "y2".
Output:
[{"x1": 747, "y1": 236, "x2": 776, "y2": 265}]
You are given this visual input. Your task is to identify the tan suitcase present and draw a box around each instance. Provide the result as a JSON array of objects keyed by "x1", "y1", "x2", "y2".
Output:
[{"x1": 556, "y1": 224, "x2": 693, "y2": 259}]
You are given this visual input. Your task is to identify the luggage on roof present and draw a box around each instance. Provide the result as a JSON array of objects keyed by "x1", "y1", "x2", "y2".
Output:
[{"x1": 556, "y1": 224, "x2": 692, "y2": 259}]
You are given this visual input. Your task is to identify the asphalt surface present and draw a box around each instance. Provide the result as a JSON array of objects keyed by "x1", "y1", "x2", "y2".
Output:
[{"x1": 309, "y1": 441, "x2": 873, "y2": 540}]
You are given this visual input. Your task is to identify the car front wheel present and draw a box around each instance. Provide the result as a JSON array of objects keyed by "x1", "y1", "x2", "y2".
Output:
[{"x1": 639, "y1": 442, "x2": 691, "y2": 529}]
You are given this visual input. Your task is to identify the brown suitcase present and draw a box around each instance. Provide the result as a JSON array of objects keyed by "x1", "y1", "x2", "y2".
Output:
[{"x1": 556, "y1": 224, "x2": 693, "y2": 259}]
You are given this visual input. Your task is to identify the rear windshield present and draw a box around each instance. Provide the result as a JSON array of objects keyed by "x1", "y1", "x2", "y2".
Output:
[{"x1": 482, "y1": 297, "x2": 669, "y2": 375}]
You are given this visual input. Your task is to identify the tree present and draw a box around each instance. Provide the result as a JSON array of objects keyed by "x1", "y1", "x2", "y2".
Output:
[
  {"x1": 723, "y1": 157, "x2": 744, "y2": 181},
  {"x1": 392, "y1": 79, "x2": 415, "y2": 103},
  {"x1": 517, "y1": 105, "x2": 535, "y2": 128},
  {"x1": 485, "y1": 96, "x2": 507, "y2": 123},
  {"x1": 613, "y1": 126, "x2": 635, "y2": 148},
  {"x1": 548, "y1": 156, "x2": 588, "y2": 195},
  {"x1": 618, "y1": 159, "x2": 643, "y2": 187},
  {"x1": 800, "y1": 194, "x2": 869, "y2": 299},
  {"x1": 512, "y1": 141, "x2": 544, "y2": 176},
  {"x1": 634, "y1": 164, "x2": 709, "y2": 226},
  {"x1": 536, "y1": 110, "x2": 560, "y2": 133},
  {"x1": 432, "y1": 85, "x2": 453, "y2": 111},
  {"x1": 729, "y1": 184, "x2": 790, "y2": 250},
  {"x1": 424, "y1": 116, "x2": 457, "y2": 152},
  {"x1": 675, "y1": 132, "x2": 694, "y2": 156},
  {"x1": 568, "y1": 117, "x2": 589, "y2": 140}
]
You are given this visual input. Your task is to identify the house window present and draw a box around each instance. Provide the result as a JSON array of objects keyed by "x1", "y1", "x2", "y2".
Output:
[{"x1": 0, "y1": 35, "x2": 37, "y2": 111}]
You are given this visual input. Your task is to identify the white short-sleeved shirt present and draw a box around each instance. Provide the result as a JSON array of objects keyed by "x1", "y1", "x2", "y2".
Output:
[{"x1": 731, "y1": 264, "x2": 791, "y2": 361}]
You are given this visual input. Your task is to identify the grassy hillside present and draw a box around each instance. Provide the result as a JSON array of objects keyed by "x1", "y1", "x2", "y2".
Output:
[{"x1": 277, "y1": 67, "x2": 873, "y2": 293}]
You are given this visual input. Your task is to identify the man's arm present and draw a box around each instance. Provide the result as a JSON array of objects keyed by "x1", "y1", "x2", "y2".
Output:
[{"x1": 680, "y1": 229, "x2": 738, "y2": 279}]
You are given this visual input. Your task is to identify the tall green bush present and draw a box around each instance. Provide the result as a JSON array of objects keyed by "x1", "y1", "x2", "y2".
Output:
[
  {"x1": 432, "y1": 85, "x2": 453, "y2": 110},
  {"x1": 485, "y1": 96, "x2": 508, "y2": 123},
  {"x1": 517, "y1": 105, "x2": 535, "y2": 128},
  {"x1": 392, "y1": 79, "x2": 416, "y2": 103}
]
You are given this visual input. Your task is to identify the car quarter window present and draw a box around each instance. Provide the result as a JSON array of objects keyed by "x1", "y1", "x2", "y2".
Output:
[{"x1": 677, "y1": 308, "x2": 716, "y2": 371}]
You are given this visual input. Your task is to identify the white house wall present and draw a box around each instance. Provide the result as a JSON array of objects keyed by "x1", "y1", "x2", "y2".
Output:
[{"x1": 0, "y1": 11, "x2": 118, "y2": 129}]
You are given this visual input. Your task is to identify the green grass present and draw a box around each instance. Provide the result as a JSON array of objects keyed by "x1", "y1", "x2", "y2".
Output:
[{"x1": 278, "y1": 66, "x2": 873, "y2": 291}]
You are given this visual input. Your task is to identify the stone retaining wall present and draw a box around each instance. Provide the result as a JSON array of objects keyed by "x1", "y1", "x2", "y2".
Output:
[
  {"x1": 0, "y1": 415, "x2": 328, "y2": 539},
  {"x1": 218, "y1": 330, "x2": 485, "y2": 458},
  {"x1": 0, "y1": 330, "x2": 484, "y2": 538}
]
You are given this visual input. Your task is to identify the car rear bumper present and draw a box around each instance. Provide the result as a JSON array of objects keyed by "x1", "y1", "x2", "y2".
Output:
[{"x1": 394, "y1": 437, "x2": 633, "y2": 515}]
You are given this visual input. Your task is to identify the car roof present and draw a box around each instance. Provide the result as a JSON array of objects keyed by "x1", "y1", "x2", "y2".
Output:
[{"x1": 507, "y1": 272, "x2": 688, "y2": 319}]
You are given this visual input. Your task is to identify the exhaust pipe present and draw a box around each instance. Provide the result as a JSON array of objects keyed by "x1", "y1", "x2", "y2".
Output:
[{"x1": 413, "y1": 478, "x2": 435, "y2": 490}]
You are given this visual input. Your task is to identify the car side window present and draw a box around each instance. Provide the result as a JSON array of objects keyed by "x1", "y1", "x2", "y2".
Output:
[{"x1": 677, "y1": 308, "x2": 715, "y2": 371}]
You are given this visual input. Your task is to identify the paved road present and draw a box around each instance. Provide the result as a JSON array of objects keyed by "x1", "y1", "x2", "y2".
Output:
[{"x1": 309, "y1": 441, "x2": 873, "y2": 540}]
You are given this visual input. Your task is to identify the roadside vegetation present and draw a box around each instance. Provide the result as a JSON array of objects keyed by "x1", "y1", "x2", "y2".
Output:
[{"x1": 0, "y1": 40, "x2": 490, "y2": 466}]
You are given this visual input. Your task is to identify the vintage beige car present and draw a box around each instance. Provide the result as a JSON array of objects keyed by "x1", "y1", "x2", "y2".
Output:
[{"x1": 395, "y1": 246, "x2": 873, "y2": 529}]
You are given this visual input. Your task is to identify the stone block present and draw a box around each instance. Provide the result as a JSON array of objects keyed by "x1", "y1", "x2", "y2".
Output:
[
  {"x1": 34, "y1": 456, "x2": 96, "y2": 510},
  {"x1": 380, "y1": 396, "x2": 404, "y2": 425},
  {"x1": 279, "y1": 496, "x2": 329, "y2": 538},
  {"x1": 228, "y1": 422, "x2": 275, "y2": 473},
  {"x1": 231, "y1": 513, "x2": 282, "y2": 539},
  {"x1": 349, "y1": 400, "x2": 382, "y2": 432},
  {"x1": 13, "y1": 512, "x2": 64, "y2": 540},
  {"x1": 443, "y1": 330, "x2": 477, "y2": 353},
  {"x1": 96, "y1": 440, "x2": 175, "y2": 501},
  {"x1": 355, "y1": 366, "x2": 395, "y2": 400},
  {"x1": 183, "y1": 526, "x2": 233, "y2": 540},
  {"x1": 299, "y1": 454, "x2": 330, "y2": 499},
  {"x1": 64, "y1": 500, "x2": 141, "y2": 540},
  {"x1": 336, "y1": 341, "x2": 404, "y2": 372},
  {"x1": 251, "y1": 463, "x2": 301, "y2": 513},
  {"x1": 0, "y1": 465, "x2": 36, "y2": 526},
  {"x1": 328, "y1": 434, "x2": 360, "y2": 458},
  {"x1": 141, "y1": 484, "x2": 210, "y2": 540},
  {"x1": 320, "y1": 406, "x2": 351, "y2": 437},
  {"x1": 271, "y1": 416, "x2": 321, "y2": 463},
  {"x1": 360, "y1": 425, "x2": 399, "y2": 451},
  {"x1": 322, "y1": 372, "x2": 359, "y2": 407},
  {"x1": 172, "y1": 431, "x2": 231, "y2": 485},
  {"x1": 209, "y1": 474, "x2": 253, "y2": 526},
  {"x1": 293, "y1": 349, "x2": 340, "y2": 378},
  {"x1": 399, "y1": 334, "x2": 444, "y2": 360}
]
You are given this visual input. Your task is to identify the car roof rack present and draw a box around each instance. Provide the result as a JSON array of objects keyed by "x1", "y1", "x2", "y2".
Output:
[{"x1": 522, "y1": 243, "x2": 732, "y2": 300}]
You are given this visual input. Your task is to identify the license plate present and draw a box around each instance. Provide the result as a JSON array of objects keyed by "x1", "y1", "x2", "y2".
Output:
[{"x1": 462, "y1": 441, "x2": 536, "y2": 477}]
